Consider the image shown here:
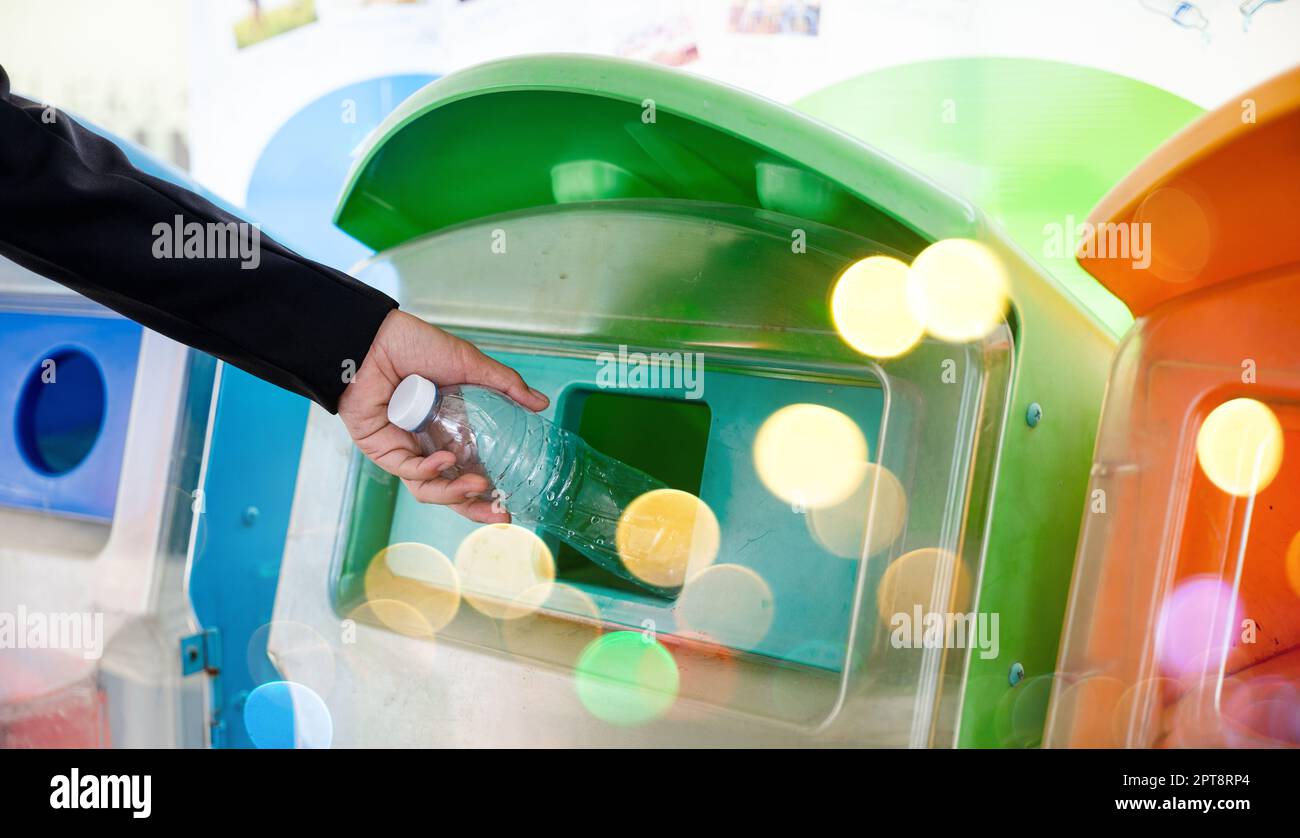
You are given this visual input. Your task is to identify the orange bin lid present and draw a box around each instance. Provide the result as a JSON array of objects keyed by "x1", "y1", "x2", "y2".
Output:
[{"x1": 1077, "y1": 67, "x2": 1300, "y2": 316}]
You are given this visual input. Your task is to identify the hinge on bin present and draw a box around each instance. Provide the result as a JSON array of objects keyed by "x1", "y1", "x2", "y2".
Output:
[
  {"x1": 180, "y1": 628, "x2": 225, "y2": 748},
  {"x1": 180, "y1": 628, "x2": 221, "y2": 676}
]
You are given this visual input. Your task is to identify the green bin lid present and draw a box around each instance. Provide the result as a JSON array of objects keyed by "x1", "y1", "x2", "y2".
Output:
[{"x1": 334, "y1": 54, "x2": 978, "y2": 253}]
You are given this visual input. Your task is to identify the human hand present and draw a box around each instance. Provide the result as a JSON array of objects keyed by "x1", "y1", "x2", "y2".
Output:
[{"x1": 338, "y1": 309, "x2": 549, "y2": 523}]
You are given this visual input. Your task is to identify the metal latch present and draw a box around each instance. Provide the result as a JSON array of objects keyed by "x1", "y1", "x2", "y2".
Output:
[
  {"x1": 180, "y1": 628, "x2": 221, "y2": 676},
  {"x1": 180, "y1": 628, "x2": 227, "y2": 747}
]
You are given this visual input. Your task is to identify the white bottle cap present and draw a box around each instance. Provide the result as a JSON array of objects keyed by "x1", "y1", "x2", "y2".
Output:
[{"x1": 387, "y1": 374, "x2": 438, "y2": 432}]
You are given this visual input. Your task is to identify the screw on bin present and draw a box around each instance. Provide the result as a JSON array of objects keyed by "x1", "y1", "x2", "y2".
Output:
[
  {"x1": 242, "y1": 506, "x2": 259, "y2": 526},
  {"x1": 1009, "y1": 661, "x2": 1025, "y2": 686},
  {"x1": 1025, "y1": 402, "x2": 1043, "y2": 428}
]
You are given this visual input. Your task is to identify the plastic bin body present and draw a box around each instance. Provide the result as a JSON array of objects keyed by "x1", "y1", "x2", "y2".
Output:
[
  {"x1": 0, "y1": 650, "x2": 108, "y2": 748},
  {"x1": 0, "y1": 124, "x2": 221, "y2": 750},
  {"x1": 1046, "y1": 68, "x2": 1300, "y2": 748},
  {"x1": 0, "y1": 309, "x2": 141, "y2": 520},
  {"x1": 271, "y1": 55, "x2": 1115, "y2": 747}
]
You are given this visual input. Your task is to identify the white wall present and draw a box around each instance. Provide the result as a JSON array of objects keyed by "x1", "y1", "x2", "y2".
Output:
[{"x1": 0, "y1": 0, "x2": 190, "y2": 165}]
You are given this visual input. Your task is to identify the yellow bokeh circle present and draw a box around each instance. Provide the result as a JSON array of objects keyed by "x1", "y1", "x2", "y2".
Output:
[
  {"x1": 1195, "y1": 398, "x2": 1283, "y2": 497},
  {"x1": 615, "y1": 489, "x2": 720, "y2": 590},
  {"x1": 807, "y1": 462, "x2": 908, "y2": 559},
  {"x1": 754, "y1": 403, "x2": 868, "y2": 509},
  {"x1": 875, "y1": 547, "x2": 972, "y2": 624},
  {"x1": 362, "y1": 542, "x2": 460, "y2": 636},
  {"x1": 454, "y1": 524, "x2": 555, "y2": 620},
  {"x1": 1285, "y1": 530, "x2": 1300, "y2": 599},
  {"x1": 500, "y1": 582, "x2": 603, "y2": 665},
  {"x1": 678, "y1": 564, "x2": 775, "y2": 650},
  {"x1": 831, "y1": 255, "x2": 925, "y2": 358},
  {"x1": 905, "y1": 238, "x2": 1009, "y2": 343}
]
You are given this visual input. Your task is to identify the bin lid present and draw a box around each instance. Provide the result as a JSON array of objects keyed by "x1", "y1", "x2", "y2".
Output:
[
  {"x1": 1077, "y1": 67, "x2": 1300, "y2": 316},
  {"x1": 334, "y1": 54, "x2": 976, "y2": 254}
]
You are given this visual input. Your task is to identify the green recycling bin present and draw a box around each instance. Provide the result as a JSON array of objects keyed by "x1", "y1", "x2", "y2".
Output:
[{"x1": 305, "y1": 54, "x2": 1114, "y2": 747}]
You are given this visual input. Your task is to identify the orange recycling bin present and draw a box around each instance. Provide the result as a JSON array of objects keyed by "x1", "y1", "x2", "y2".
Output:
[{"x1": 1045, "y1": 67, "x2": 1300, "y2": 748}]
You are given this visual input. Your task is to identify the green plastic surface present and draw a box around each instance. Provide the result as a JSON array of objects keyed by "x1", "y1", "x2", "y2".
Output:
[
  {"x1": 333, "y1": 53, "x2": 985, "y2": 256},
  {"x1": 332, "y1": 55, "x2": 1124, "y2": 746},
  {"x1": 794, "y1": 57, "x2": 1202, "y2": 746},
  {"x1": 796, "y1": 58, "x2": 1204, "y2": 337}
]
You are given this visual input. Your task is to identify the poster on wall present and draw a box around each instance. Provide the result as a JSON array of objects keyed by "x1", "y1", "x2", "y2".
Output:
[{"x1": 188, "y1": 0, "x2": 1300, "y2": 279}]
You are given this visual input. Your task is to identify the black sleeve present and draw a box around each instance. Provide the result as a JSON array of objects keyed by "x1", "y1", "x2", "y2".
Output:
[{"x1": 0, "y1": 65, "x2": 397, "y2": 413}]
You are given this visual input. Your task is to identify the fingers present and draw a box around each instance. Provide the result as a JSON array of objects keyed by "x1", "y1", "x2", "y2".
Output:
[
  {"x1": 365, "y1": 313, "x2": 549, "y2": 412},
  {"x1": 401, "y1": 470, "x2": 511, "y2": 523},
  {"x1": 465, "y1": 348, "x2": 550, "y2": 412},
  {"x1": 450, "y1": 498, "x2": 512, "y2": 525},
  {"x1": 364, "y1": 426, "x2": 457, "y2": 482},
  {"x1": 352, "y1": 320, "x2": 543, "y2": 514},
  {"x1": 401, "y1": 471, "x2": 491, "y2": 506},
  {"x1": 400, "y1": 450, "x2": 457, "y2": 480}
]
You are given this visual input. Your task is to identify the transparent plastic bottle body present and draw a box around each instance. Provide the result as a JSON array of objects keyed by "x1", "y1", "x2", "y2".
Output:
[{"x1": 407, "y1": 384, "x2": 675, "y2": 597}]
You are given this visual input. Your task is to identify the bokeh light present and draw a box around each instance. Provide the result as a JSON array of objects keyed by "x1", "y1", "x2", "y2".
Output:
[
  {"x1": 1287, "y1": 530, "x2": 1300, "y2": 599},
  {"x1": 1113, "y1": 677, "x2": 1179, "y2": 747},
  {"x1": 1166, "y1": 677, "x2": 1239, "y2": 748},
  {"x1": 362, "y1": 542, "x2": 460, "y2": 636},
  {"x1": 875, "y1": 547, "x2": 972, "y2": 624},
  {"x1": 499, "y1": 582, "x2": 603, "y2": 665},
  {"x1": 1156, "y1": 575, "x2": 1244, "y2": 678},
  {"x1": 244, "y1": 680, "x2": 333, "y2": 749},
  {"x1": 995, "y1": 673, "x2": 1054, "y2": 748},
  {"x1": 575, "y1": 631, "x2": 679, "y2": 726},
  {"x1": 1134, "y1": 185, "x2": 1212, "y2": 283},
  {"x1": 1050, "y1": 675, "x2": 1127, "y2": 747},
  {"x1": 831, "y1": 255, "x2": 925, "y2": 358},
  {"x1": 347, "y1": 598, "x2": 437, "y2": 640},
  {"x1": 754, "y1": 403, "x2": 867, "y2": 509},
  {"x1": 454, "y1": 524, "x2": 555, "y2": 620},
  {"x1": 1195, "y1": 397, "x2": 1283, "y2": 497},
  {"x1": 678, "y1": 564, "x2": 775, "y2": 650},
  {"x1": 905, "y1": 238, "x2": 1009, "y2": 343},
  {"x1": 616, "y1": 489, "x2": 720, "y2": 589},
  {"x1": 248, "y1": 621, "x2": 336, "y2": 699},
  {"x1": 1222, "y1": 676, "x2": 1300, "y2": 747},
  {"x1": 807, "y1": 462, "x2": 907, "y2": 559}
]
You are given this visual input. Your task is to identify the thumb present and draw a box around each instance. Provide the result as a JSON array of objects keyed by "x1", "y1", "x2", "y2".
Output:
[{"x1": 467, "y1": 350, "x2": 550, "y2": 412}]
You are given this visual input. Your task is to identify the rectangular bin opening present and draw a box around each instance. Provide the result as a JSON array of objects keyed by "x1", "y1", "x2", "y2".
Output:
[
  {"x1": 552, "y1": 388, "x2": 711, "y2": 598},
  {"x1": 333, "y1": 342, "x2": 891, "y2": 676}
]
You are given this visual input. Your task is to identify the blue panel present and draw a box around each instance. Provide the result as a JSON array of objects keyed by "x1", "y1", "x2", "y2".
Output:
[
  {"x1": 246, "y1": 74, "x2": 434, "y2": 274},
  {"x1": 0, "y1": 311, "x2": 142, "y2": 520},
  {"x1": 0, "y1": 114, "x2": 235, "y2": 523},
  {"x1": 188, "y1": 367, "x2": 309, "y2": 749}
]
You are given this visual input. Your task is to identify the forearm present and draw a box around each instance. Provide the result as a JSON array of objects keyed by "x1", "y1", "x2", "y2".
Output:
[{"x1": 0, "y1": 70, "x2": 396, "y2": 412}]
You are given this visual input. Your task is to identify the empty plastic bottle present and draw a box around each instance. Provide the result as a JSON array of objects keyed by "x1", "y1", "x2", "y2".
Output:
[{"x1": 386, "y1": 375, "x2": 680, "y2": 597}]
